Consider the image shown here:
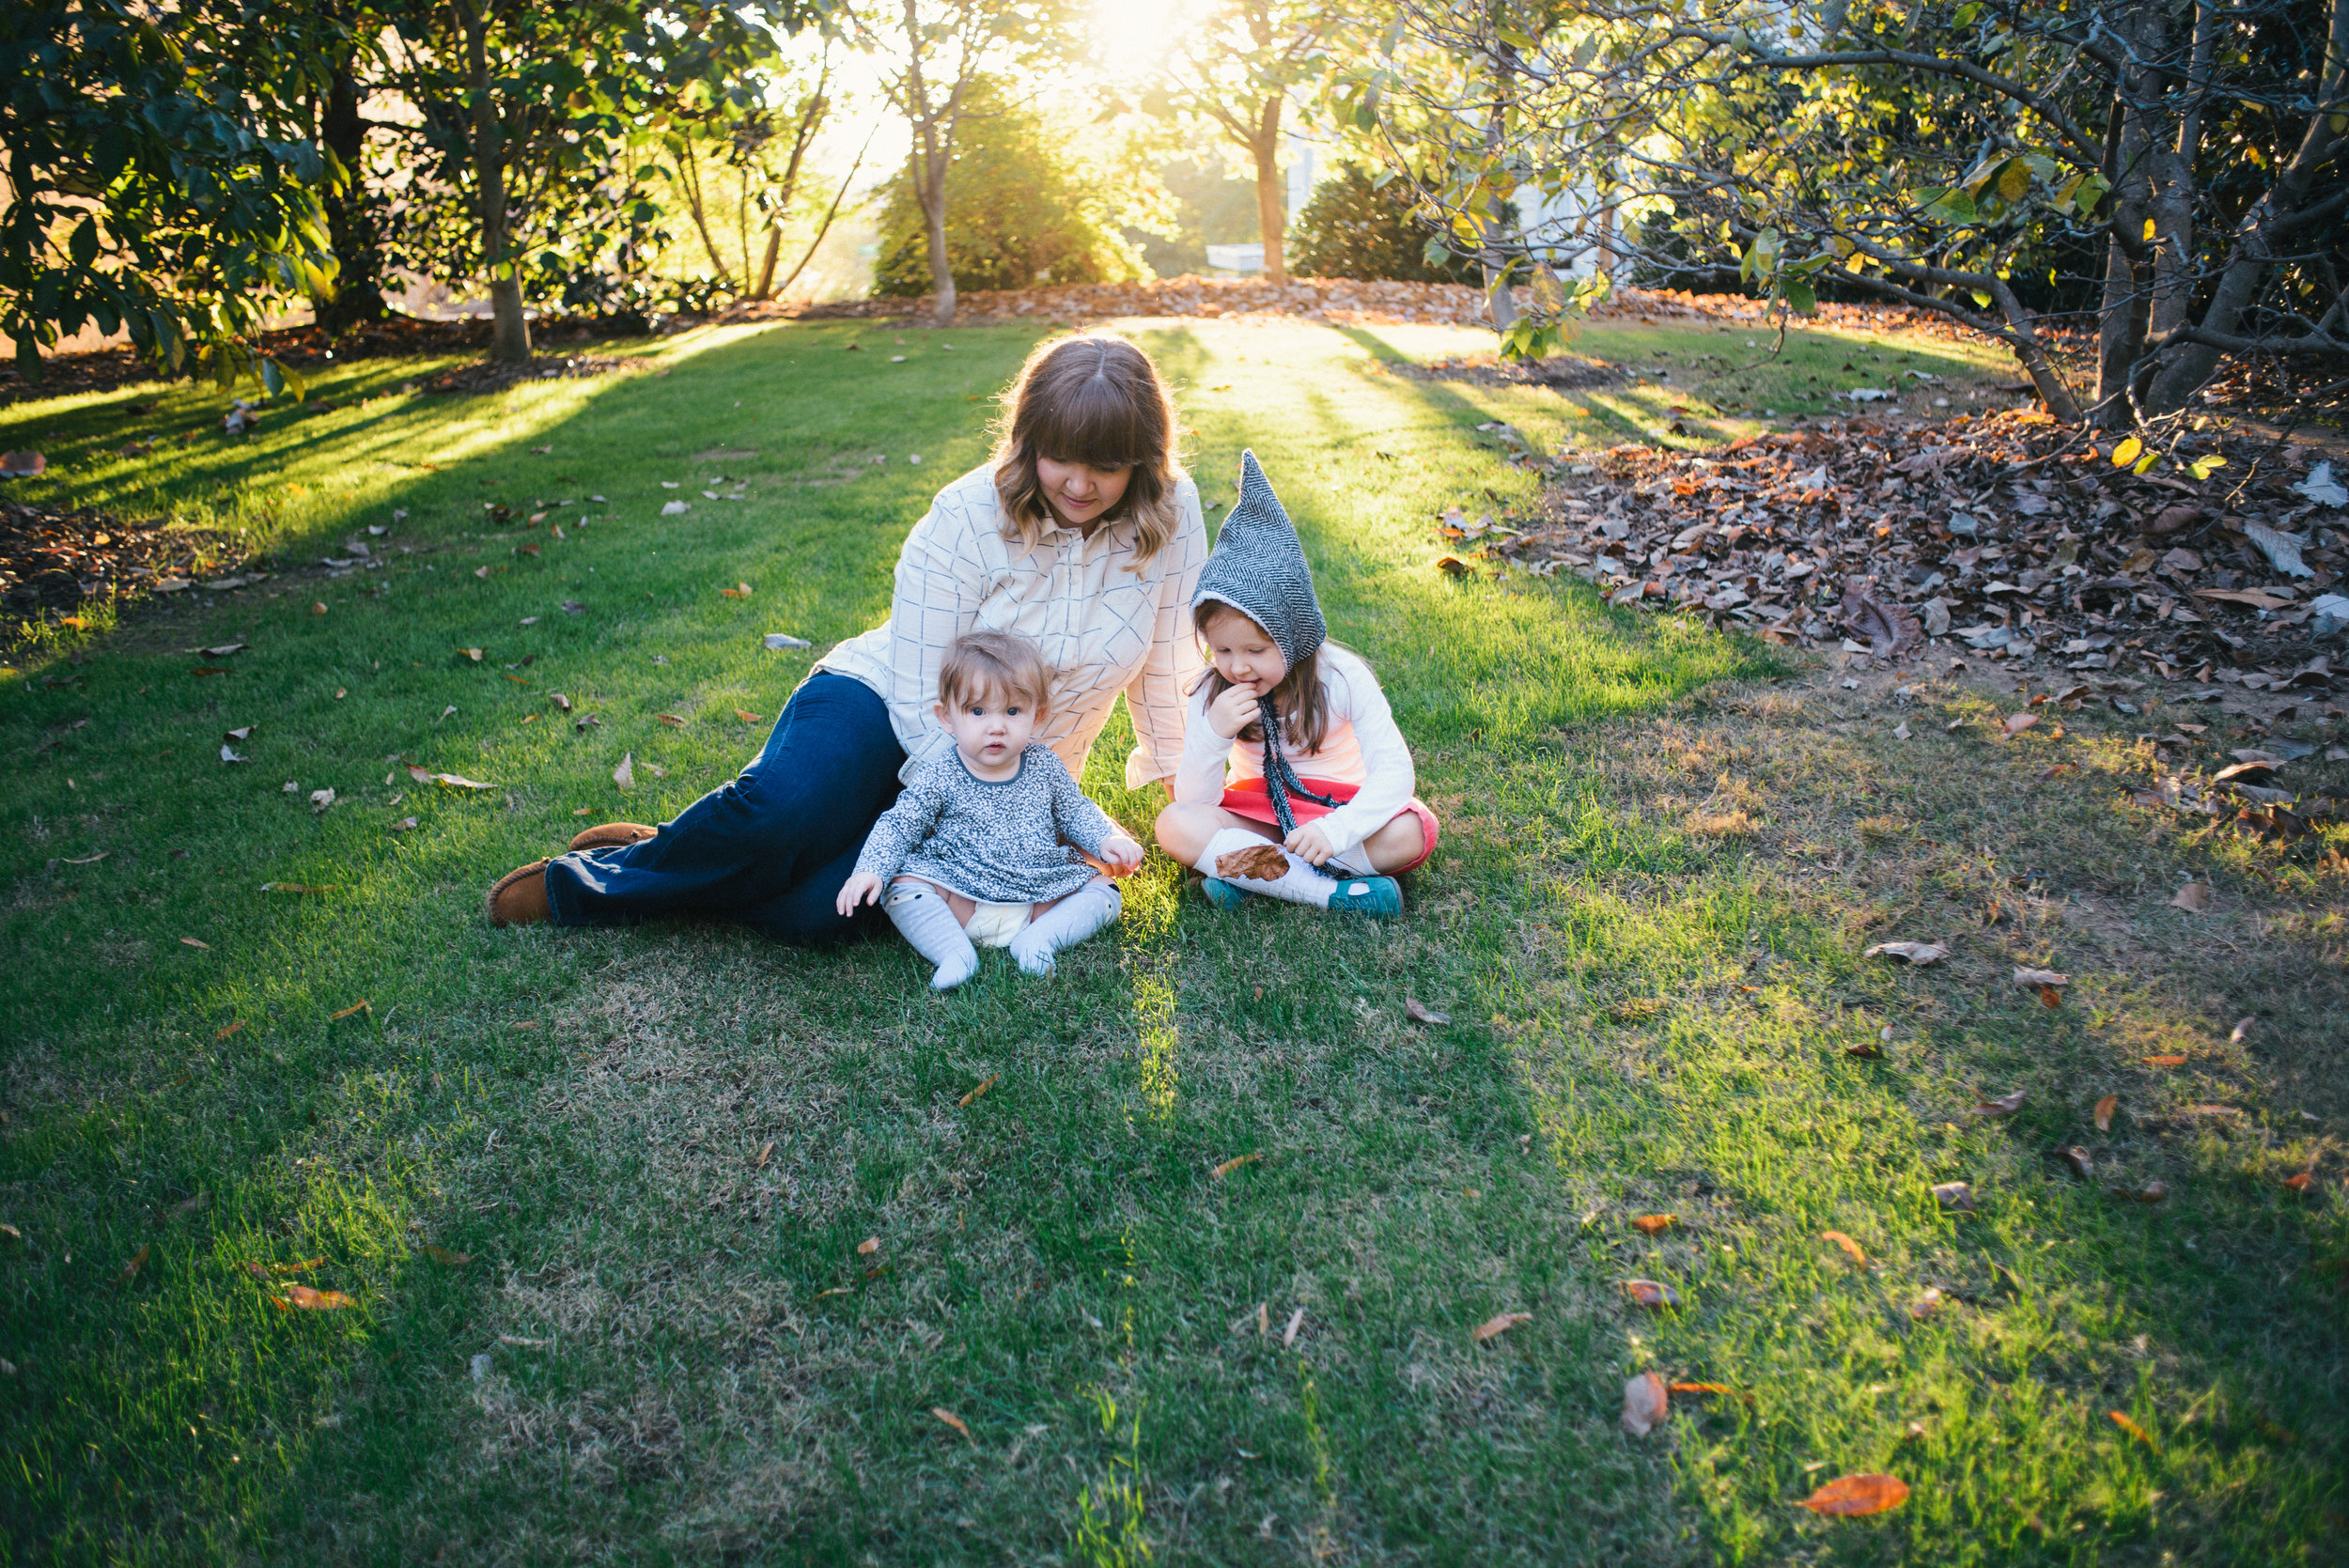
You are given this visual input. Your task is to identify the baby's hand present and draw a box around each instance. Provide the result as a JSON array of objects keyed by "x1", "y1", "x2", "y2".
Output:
[
  {"x1": 835, "y1": 871, "x2": 885, "y2": 917},
  {"x1": 1283, "y1": 823, "x2": 1336, "y2": 866},
  {"x1": 1206, "y1": 681, "x2": 1260, "y2": 740},
  {"x1": 1097, "y1": 834, "x2": 1144, "y2": 876}
]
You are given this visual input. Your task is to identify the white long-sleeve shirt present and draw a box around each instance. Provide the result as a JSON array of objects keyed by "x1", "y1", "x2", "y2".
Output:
[
  {"x1": 1171, "y1": 644, "x2": 1414, "y2": 856},
  {"x1": 816, "y1": 461, "x2": 1207, "y2": 788}
]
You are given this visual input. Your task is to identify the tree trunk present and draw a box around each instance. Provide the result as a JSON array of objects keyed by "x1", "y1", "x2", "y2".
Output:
[
  {"x1": 2092, "y1": 53, "x2": 2155, "y2": 428},
  {"x1": 2146, "y1": 0, "x2": 2212, "y2": 346},
  {"x1": 314, "y1": 36, "x2": 387, "y2": 334},
  {"x1": 2145, "y1": 0, "x2": 2349, "y2": 413},
  {"x1": 460, "y1": 0, "x2": 530, "y2": 364},
  {"x1": 1252, "y1": 98, "x2": 1286, "y2": 287},
  {"x1": 751, "y1": 225, "x2": 784, "y2": 300},
  {"x1": 917, "y1": 147, "x2": 956, "y2": 325}
]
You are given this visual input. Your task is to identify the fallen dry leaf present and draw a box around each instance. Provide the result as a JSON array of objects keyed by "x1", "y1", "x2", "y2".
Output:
[
  {"x1": 718, "y1": 582, "x2": 754, "y2": 598},
  {"x1": 1822, "y1": 1230, "x2": 1867, "y2": 1264},
  {"x1": 421, "y1": 1247, "x2": 471, "y2": 1265},
  {"x1": 2003, "y1": 713, "x2": 2039, "y2": 737},
  {"x1": 931, "y1": 1407, "x2": 972, "y2": 1442},
  {"x1": 756, "y1": 1141, "x2": 774, "y2": 1168},
  {"x1": 2113, "y1": 1179, "x2": 2170, "y2": 1203},
  {"x1": 2061, "y1": 1145, "x2": 2094, "y2": 1179},
  {"x1": 1215, "y1": 843, "x2": 1291, "y2": 881},
  {"x1": 613, "y1": 753, "x2": 635, "y2": 791},
  {"x1": 2094, "y1": 1094, "x2": 2118, "y2": 1130},
  {"x1": 261, "y1": 882, "x2": 335, "y2": 895},
  {"x1": 1282, "y1": 1307, "x2": 1307, "y2": 1348},
  {"x1": 1799, "y1": 1473, "x2": 1910, "y2": 1516},
  {"x1": 1669, "y1": 1381, "x2": 1735, "y2": 1396},
  {"x1": 330, "y1": 999, "x2": 370, "y2": 1020},
  {"x1": 657, "y1": 713, "x2": 686, "y2": 727},
  {"x1": 2283, "y1": 1172, "x2": 2314, "y2": 1193},
  {"x1": 279, "y1": 1287, "x2": 355, "y2": 1311},
  {"x1": 1211, "y1": 1153, "x2": 1262, "y2": 1179},
  {"x1": 734, "y1": 708, "x2": 764, "y2": 724},
  {"x1": 1622, "y1": 1279, "x2": 1680, "y2": 1309},
  {"x1": 388, "y1": 816, "x2": 419, "y2": 832},
  {"x1": 1844, "y1": 1041, "x2": 1886, "y2": 1060},
  {"x1": 2144, "y1": 1054, "x2": 2187, "y2": 1068},
  {"x1": 243, "y1": 1257, "x2": 324, "y2": 1278},
  {"x1": 180, "y1": 937, "x2": 210, "y2": 950},
  {"x1": 1473, "y1": 1312, "x2": 1532, "y2": 1343},
  {"x1": 1863, "y1": 940, "x2": 1949, "y2": 965},
  {"x1": 1406, "y1": 998, "x2": 1450, "y2": 1026},
  {"x1": 856, "y1": 1236, "x2": 879, "y2": 1256},
  {"x1": 1622, "y1": 1371, "x2": 1669, "y2": 1436},
  {"x1": 2170, "y1": 882, "x2": 2213, "y2": 912},
  {"x1": 2013, "y1": 967, "x2": 2070, "y2": 990},
  {"x1": 1436, "y1": 554, "x2": 1470, "y2": 577},
  {"x1": 958, "y1": 1073, "x2": 999, "y2": 1108},
  {"x1": 1632, "y1": 1214, "x2": 1677, "y2": 1235},
  {"x1": 117, "y1": 1243, "x2": 151, "y2": 1285},
  {"x1": 1909, "y1": 1287, "x2": 1944, "y2": 1319},
  {"x1": 1968, "y1": 1090, "x2": 2027, "y2": 1118},
  {"x1": 2108, "y1": 1410, "x2": 2157, "y2": 1447},
  {"x1": 1932, "y1": 1181, "x2": 1976, "y2": 1212},
  {"x1": 216, "y1": 1019, "x2": 245, "y2": 1040},
  {"x1": 2229, "y1": 1016, "x2": 2254, "y2": 1045}
]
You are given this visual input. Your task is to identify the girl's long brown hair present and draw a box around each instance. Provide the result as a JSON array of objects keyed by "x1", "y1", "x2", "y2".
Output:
[
  {"x1": 1191, "y1": 601, "x2": 1332, "y2": 756},
  {"x1": 990, "y1": 334, "x2": 1185, "y2": 563}
]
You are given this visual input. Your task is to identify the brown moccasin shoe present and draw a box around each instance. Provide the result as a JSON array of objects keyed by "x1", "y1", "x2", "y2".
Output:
[
  {"x1": 568, "y1": 821, "x2": 657, "y2": 853},
  {"x1": 485, "y1": 860, "x2": 552, "y2": 927}
]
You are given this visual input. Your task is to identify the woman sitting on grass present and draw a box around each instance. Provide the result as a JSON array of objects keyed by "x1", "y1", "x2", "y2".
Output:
[
  {"x1": 483, "y1": 334, "x2": 1205, "y2": 940},
  {"x1": 1154, "y1": 451, "x2": 1436, "y2": 915}
]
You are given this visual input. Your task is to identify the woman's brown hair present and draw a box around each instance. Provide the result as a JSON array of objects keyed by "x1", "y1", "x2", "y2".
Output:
[
  {"x1": 990, "y1": 334, "x2": 1186, "y2": 564},
  {"x1": 1191, "y1": 600, "x2": 1332, "y2": 756}
]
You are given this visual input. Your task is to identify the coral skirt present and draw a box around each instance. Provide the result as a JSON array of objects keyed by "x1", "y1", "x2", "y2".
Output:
[{"x1": 1219, "y1": 778, "x2": 1439, "y2": 874}]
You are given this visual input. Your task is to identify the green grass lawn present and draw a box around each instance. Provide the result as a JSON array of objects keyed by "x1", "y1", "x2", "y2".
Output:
[{"x1": 2, "y1": 314, "x2": 2342, "y2": 1565}]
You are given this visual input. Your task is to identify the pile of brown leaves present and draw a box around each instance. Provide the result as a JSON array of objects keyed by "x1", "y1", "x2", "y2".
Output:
[
  {"x1": 1, "y1": 498, "x2": 254, "y2": 631},
  {"x1": 1456, "y1": 409, "x2": 2349, "y2": 703}
]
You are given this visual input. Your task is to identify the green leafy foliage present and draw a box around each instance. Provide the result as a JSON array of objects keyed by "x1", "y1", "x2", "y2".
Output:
[
  {"x1": 0, "y1": 0, "x2": 339, "y2": 388},
  {"x1": 1288, "y1": 163, "x2": 1479, "y2": 284}
]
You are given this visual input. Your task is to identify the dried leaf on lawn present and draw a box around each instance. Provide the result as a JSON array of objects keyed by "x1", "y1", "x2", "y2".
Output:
[
  {"x1": 1968, "y1": 1089, "x2": 2027, "y2": 1118},
  {"x1": 1622, "y1": 1279, "x2": 1680, "y2": 1308},
  {"x1": 1822, "y1": 1230, "x2": 1867, "y2": 1264},
  {"x1": 271, "y1": 1285, "x2": 357, "y2": 1311},
  {"x1": 2061, "y1": 1145, "x2": 2094, "y2": 1179},
  {"x1": 958, "y1": 1073, "x2": 999, "y2": 1108},
  {"x1": 2108, "y1": 1410, "x2": 2157, "y2": 1447},
  {"x1": 2013, "y1": 967, "x2": 2070, "y2": 991},
  {"x1": 1621, "y1": 1372, "x2": 1669, "y2": 1436},
  {"x1": 1632, "y1": 1214, "x2": 1676, "y2": 1235},
  {"x1": 1932, "y1": 1181, "x2": 1976, "y2": 1212},
  {"x1": 1281, "y1": 1307, "x2": 1307, "y2": 1348},
  {"x1": 1473, "y1": 1312, "x2": 1532, "y2": 1343},
  {"x1": 2170, "y1": 882, "x2": 2213, "y2": 912},
  {"x1": 2113, "y1": 1179, "x2": 2170, "y2": 1203},
  {"x1": 2094, "y1": 1094, "x2": 2118, "y2": 1131},
  {"x1": 1799, "y1": 1473, "x2": 1910, "y2": 1516},
  {"x1": 1863, "y1": 940, "x2": 1949, "y2": 965},
  {"x1": 1211, "y1": 1153, "x2": 1262, "y2": 1179},
  {"x1": 2003, "y1": 713, "x2": 2040, "y2": 737},
  {"x1": 329, "y1": 1000, "x2": 370, "y2": 1020},
  {"x1": 2145, "y1": 1054, "x2": 2187, "y2": 1067},
  {"x1": 1216, "y1": 843, "x2": 1292, "y2": 882},
  {"x1": 2282, "y1": 1172, "x2": 2314, "y2": 1193},
  {"x1": 613, "y1": 753, "x2": 635, "y2": 791},
  {"x1": 1405, "y1": 998, "x2": 1450, "y2": 1026},
  {"x1": 117, "y1": 1244, "x2": 151, "y2": 1285},
  {"x1": 734, "y1": 708, "x2": 764, "y2": 724},
  {"x1": 931, "y1": 1407, "x2": 972, "y2": 1441},
  {"x1": 421, "y1": 1247, "x2": 471, "y2": 1265},
  {"x1": 856, "y1": 1236, "x2": 879, "y2": 1256}
]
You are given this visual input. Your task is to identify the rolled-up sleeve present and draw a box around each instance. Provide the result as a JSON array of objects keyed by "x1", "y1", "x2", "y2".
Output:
[{"x1": 1122, "y1": 491, "x2": 1208, "y2": 789}]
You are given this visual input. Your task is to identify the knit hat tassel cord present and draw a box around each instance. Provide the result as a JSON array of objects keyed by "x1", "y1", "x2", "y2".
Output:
[{"x1": 1257, "y1": 695, "x2": 1341, "y2": 835}]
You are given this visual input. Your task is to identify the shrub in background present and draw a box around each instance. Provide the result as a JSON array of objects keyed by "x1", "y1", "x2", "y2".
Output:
[{"x1": 1288, "y1": 164, "x2": 1478, "y2": 284}]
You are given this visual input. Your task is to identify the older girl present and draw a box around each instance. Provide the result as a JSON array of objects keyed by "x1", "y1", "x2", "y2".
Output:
[{"x1": 485, "y1": 334, "x2": 1206, "y2": 939}]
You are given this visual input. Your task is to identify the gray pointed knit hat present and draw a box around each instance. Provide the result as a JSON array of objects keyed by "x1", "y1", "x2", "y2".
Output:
[{"x1": 1194, "y1": 450, "x2": 1325, "y2": 667}]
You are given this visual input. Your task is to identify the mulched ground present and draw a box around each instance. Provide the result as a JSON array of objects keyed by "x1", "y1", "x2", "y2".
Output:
[
  {"x1": 1456, "y1": 409, "x2": 2349, "y2": 727},
  {"x1": 1, "y1": 497, "x2": 254, "y2": 633}
]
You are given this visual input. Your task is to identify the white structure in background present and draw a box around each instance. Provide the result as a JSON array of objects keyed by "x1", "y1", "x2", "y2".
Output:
[{"x1": 1205, "y1": 133, "x2": 1614, "y2": 281}]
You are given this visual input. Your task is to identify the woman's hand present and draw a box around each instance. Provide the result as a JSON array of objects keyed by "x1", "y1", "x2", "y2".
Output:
[
  {"x1": 835, "y1": 871, "x2": 885, "y2": 918},
  {"x1": 1206, "y1": 681, "x2": 1260, "y2": 740},
  {"x1": 1097, "y1": 834, "x2": 1144, "y2": 876},
  {"x1": 1283, "y1": 823, "x2": 1336, "y2": 866}
]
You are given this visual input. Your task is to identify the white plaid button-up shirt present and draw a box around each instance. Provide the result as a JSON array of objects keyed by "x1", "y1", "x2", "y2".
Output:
[{"x1": 817, "y1": 461, "x2": 1208, "y2": 789}]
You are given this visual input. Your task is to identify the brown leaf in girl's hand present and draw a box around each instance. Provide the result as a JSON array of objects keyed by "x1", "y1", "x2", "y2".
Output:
[
  {"x1": 2094, "y1": 1094, "x2": 2118, "y2": 1130},
  {"x1": 1472, "y1": 1312, "x2": 1532, "y2": 1343},
  {"x1": 117, "y1": 1244, "x2": 151, "y2": 1284},
  {"x1": 2108, "y1": 1410, "x2": 2157, "y2": 1447},
  {"x1": 1216, "y1": 844, "x2": 1291, "y2": 881},
  {"x1": 931, "y1": 1407, "x2": 972, "y2": 1441},
  {"x1": 1405, "y1": 998, "x2": 1450, "y2": 1025},
  {"x1": 1799, "y1": 1473, "x2": 1910, "y2": 1516},
  {"x1": 1968, "y1": 1090, "x2": 2026, "y2": 1118},
  {"x1": 1621, "y1": 1372, "x2": 1669, "y2": 1436},
  {"x1": 1822, "y1": 1230, "x2": 1866, "y2": 1264},
  {"x1": 1622, "y1": 1279, "x2": 1679, "y2": 1308},
  {"x1": 1632, "y1": 1214, "x2": 1676, "y2": 1235},
  {"x1": 1211, "y1": 1153, "x2": 1261, "y2": 1178}
]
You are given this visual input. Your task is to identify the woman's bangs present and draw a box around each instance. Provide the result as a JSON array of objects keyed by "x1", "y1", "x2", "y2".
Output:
[{"x1": 1030, "y1": 372, "x2": 1151, "y2": 471}]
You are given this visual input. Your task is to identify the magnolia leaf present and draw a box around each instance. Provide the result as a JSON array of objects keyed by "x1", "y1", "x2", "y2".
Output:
[
  {"x1": 1864, "y1": 940, "x2": 1948, "y2": 965},
  {"x1": 1472, "y1": 1311, "x2": 1532, "y2": 1343},
  {"x1": 1822, "y1": 1230, "x2": 1866, "y2": 1264},
  {"x1": 1621, "y1": 1371, "x2": 1669, "y2": 1436},
  {"x1": 1799, "y1": 1473, "x2": 1910, "y2": 1516}
]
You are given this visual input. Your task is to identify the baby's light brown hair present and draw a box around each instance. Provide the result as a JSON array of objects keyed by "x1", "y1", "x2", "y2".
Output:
[{"x1": 936, "y1": 629, "x2": 1053, "y2": 715}]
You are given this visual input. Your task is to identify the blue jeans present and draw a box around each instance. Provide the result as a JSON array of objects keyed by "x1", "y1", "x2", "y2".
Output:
[{"x1": 544, "y1": 673, "x2": 906, "y2": 945}]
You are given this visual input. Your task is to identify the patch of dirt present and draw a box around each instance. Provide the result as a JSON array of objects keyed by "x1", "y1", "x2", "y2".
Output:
[
  {"x1": 1397, "y1": 354, "x2": 1627, "y2": 393},
  {"x1": 1449, "y1": 410, "x2": 2349, "y2": 705},
  {"x1": 410, "y1": 353, "x2": 632, "y2": 396},
  {"x1": 1, "y1": 496, "x2": 254, "y2": 637}
]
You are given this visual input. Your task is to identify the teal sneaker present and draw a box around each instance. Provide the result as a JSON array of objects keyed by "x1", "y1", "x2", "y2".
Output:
[
  {"x1": 1327, "y1": 875, "x2": 1403, "y2": 918},
  {"x1": 1201, "y1": 877, "x2": 1252, "y2": 911}
]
